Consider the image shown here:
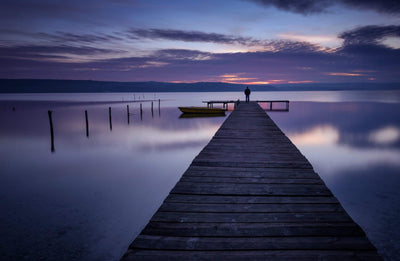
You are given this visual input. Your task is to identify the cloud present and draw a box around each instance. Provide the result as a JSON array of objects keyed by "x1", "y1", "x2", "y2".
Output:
[
  {"x1": 128, "y1": 28, "x2": 328, "y2": 54},
  {"x1": 1, "y1": 25, "x2": 399, "y2": 83},
  {"x1": 154, "y1": 49, "x2": 214, "y2": 60},
  {"x1": 340, "y1": 0, "x2": 400, "y2": 14},
  {"x1": 127, "y1": 28, "x2": 257, "y2": 45},
  {"x1": 245, "y1": 0, "x2": 400, "y2": 14},
  {"x1": 0, "y1": 45, "x2": 125, "y2": 60},
  {"x1": 38, "y1": 31, "x2": 123, "y2": 44},
  {"x1": 339, "y1": 25, "x2": 400, "y2": 46},
  {"x1": 246, "y1": 0, "x2": 332, "y2": 15}
]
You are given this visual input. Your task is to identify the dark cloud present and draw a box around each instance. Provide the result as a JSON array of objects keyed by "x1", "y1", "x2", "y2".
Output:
[
  {"x1": 38, "y1": 32, "x2": 123, "y2": 44},
  {"x1": 246, "y1": 0, "x2": 332, "y2": 15},
  {"x1": 340, "y1": 0, "x2": 400, "y2": 14},
  {"x1": 154, "y1": 49, "x2": 215, "y2": 60},
  {"x1": 0, "y1": 45, "x2": 125, "y2": 60},
  {"x1": 266, "y1": 40, "x2": 324, "y2": 53},
  {"x1": 339, "y1": 25, "x2": 400, "y2": 46},
  {"x1": 127, "y1": 28, "x2": 327, "y2": 53},
  {"x1": 127, "y1": 28, "x2": 257, "y2": 45},
  {"x1": 246, "y1": 0, "x2": 400, "y2": 14}
]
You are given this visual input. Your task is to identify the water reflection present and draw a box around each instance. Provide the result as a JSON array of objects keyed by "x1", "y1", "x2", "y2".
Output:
[
  {"x1": 0, "y1": 99, "x2": 227, "y2": 261},
  {"x1": 271, "y1": 102, "x2": 400, "y2": 149},
  {"x1": 269, "y1": 101, "x2": 400, "y2": 260},
  {"x1": 10, "y1": 100, "x2": 167, "y2": 152},
  {"x1": 1, "y1": 94, "x2": 400, "y2": 260}
]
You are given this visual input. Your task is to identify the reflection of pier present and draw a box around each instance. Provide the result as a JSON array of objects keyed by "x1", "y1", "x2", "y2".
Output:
[
  {"x1": 121, "y1": 102, "x2": 381, "y2": 260},
  {"x1": 203, "y1": 100, "x2": 290, "y2": 111}
]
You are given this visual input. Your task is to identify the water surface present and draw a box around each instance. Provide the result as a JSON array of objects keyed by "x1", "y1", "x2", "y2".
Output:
[{"x1": 0, "y1": 91, "x2": 399, "y2": 260}]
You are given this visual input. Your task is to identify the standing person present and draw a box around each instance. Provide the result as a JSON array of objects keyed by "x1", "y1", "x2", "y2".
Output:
[{"x1": 244, "y1": 86, "x2": 251, "y2": 102}]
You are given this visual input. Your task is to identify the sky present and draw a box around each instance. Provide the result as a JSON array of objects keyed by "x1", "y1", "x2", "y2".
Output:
[{"x1": 0, "y1": 0, "x2": 400, "y2": 84}]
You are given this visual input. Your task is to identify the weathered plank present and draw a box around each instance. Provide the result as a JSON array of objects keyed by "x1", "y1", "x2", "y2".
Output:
[
  {"x1": 180, "y1": 176, "x2": 324, "y2": 184},
  {"x1": 171, "y1": 182, "x2": 332, "y2": 196},
  {"x1": 141, "y1": 222, "x2": 366, "y2": 237},
  {"x1": 122, "y1": 250, "x2": 382, "y2": 261},
  {"x1": 151, "y1": 212, "x2": 353, "y2": 223},
  {"x1": 158, "y1": 202, "x2": 345, "y2": 213},
  {"x1": 121, "y1": 102, "x2": 381, "y2": 260},
  {"x1": 165, "y1": 194, "x2": 339, "y2": 204},
  {"x1": 191, "y1": 161, "x2": 313, "y2": 169},
  {"x1": 131, "y1": 235, "x2": 375, "y2": 250}
]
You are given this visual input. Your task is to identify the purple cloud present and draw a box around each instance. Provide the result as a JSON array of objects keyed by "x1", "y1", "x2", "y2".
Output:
[
  {"x1": 0, "y1": 45, "x2": 126, "y2": 60},
  {"x1": 246, "y1": 0, "x2": 400, "y2": 14},
  {"x1": 339, "y1": 25, "x2": 400, "y2": 46},
  {"x1": 127, "y1": 28, "x2": 257, "y2": 45},
  {"x1": 38, "y1": 32, "x2": 123, "y2": 44},
  {"x1": 246, "y1": 0, "x2": 332, "y2": 14}
]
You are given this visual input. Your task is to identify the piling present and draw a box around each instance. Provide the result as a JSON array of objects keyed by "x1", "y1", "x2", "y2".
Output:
[
  {"x1": 151, "y1": 101, "x2": 154, "y2": 118},
  {"x1": 85, "y1": 110, "x2": 89, "y2": 137},
  {"x1": 140, "y1": 103, "x2": 143, "y2": 120},
  {"x1": 127, "y1": 105, "x2": 130, "y2": 124},
  {"x1": 109, "y1": 107, "x2": 112, "y2": 131},
  {"x1": 48, "y1": 110, "x2": 55, "y2": 153},
  {"x1": 158, "y1": 99, "x2": 161, "y2": 117}
]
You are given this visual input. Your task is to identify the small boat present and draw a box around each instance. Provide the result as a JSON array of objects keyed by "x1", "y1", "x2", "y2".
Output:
[
  {"x1": 179, "y1": 113, "x2": 226, "y2": 118},
  {"x1": 178, "y1": 106, "x2": 226, "y2": 114}
]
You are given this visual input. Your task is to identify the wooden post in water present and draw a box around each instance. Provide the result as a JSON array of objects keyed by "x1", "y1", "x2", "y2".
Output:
[
  {"x1": 151, "y1": 101, "x2": 154, "y2": 118},
  {"x1": 270, "y1": 101, "x2": 273, "y2": 110},
  {"x1": 48, "y1": 110, "x2": 55, "y2": 153},
  {"x1": 140, "y1": 103, "x2": 143, "y2": 121},
  {"x1": 109, "y1": 107, "x2": 112, "y2": 131},
  {"x1": 127, "y1": 105, "x2": 130, "y2": 124},
  {"x1": 85, "y1": 110, "x2": 89, "y2": 137},
  {"x1": 158, "y1": 99, "x2": 161, "y2": 117}
]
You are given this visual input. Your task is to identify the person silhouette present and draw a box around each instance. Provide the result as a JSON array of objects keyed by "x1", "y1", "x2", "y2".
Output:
[{"x1": 244, "y1": 86, "x2": 251, "y2": 102}]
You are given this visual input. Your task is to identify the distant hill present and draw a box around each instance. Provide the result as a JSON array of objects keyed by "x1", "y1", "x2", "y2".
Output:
[
  {"x1": 0, "y1": 79, "x2": 399, "y2": 93},
  {"x1": 0, "y1": 79, "x2": 276, "y2": 93}
]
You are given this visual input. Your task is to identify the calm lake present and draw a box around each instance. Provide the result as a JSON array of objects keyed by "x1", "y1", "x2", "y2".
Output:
[{"x1": 1, "y1": 91, "x2": 400, "y2": 260}]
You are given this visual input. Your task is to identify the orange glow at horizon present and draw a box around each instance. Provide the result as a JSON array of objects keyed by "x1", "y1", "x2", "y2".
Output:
[
  {"x1": 172, "y1": 74, "x2": 315, "y2": 85},
  {"x1": 242, "y1": 81, "x2": 271, "y2": 85},
  {"x1": 218, "y1": 74, "x2": 290, "y2": 85},
  {"x1": 168, "y1": 80, "x2": 198, "y2": 83},
  {"x1": 327, "y1": 72, "x2": 363, "y2": 76},
  {"x1": 222, "y1": 77, "x2": 257, "y2": 82},
  {"x1": 288, "y1": 80, "x2": 314, "y2": 84}
]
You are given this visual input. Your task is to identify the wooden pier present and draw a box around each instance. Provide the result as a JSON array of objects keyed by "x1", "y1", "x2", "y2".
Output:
[{"x1": 121, "y1": 102, "x2": 381, "y2": 260}]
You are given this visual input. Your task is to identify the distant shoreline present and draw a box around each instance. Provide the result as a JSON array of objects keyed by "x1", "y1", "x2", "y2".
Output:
[{"x1": 1, "y1": 79, "x2": 399, "y2": 93}]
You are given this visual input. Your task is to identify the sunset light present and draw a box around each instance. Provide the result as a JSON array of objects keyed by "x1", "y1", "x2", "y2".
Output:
[
  {"x1": 1, "y1": 1, "x2": 399, "y2": 83},
  {"x1": 1, "y1": 1, "x2": 400, "y2": 260}
]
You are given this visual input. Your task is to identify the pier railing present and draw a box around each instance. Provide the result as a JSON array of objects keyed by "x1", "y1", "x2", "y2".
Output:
[{"x1": 203, "y1": 100, "x2": 289, "y2": 111}]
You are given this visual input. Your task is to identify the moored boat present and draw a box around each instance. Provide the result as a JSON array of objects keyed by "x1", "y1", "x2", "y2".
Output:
[{"x1": 178, "y1": 106, "x2": 226, "y2": 114}]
